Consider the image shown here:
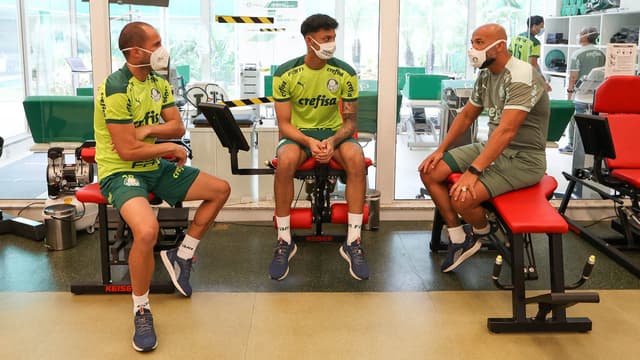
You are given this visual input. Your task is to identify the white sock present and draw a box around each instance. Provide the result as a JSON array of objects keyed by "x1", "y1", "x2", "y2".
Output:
[
  {"x1": 276, "y1": 216, "x2": 291, "y2": 244},
  {"x1": 347, "y1": 212, "x2": 363, "y2": 245},
  {"x1": 177, "y1": 234, "x2": 200, "y2": 260},
  {"x1": 447, "y1": 225, "x2": 466, "y2": 244},
  {"x1": 132, "y1": 290, "x2": 150, "y2": 314},
  {"x1": 473, "y1": 223, "x2": 491, "y2": 236}
]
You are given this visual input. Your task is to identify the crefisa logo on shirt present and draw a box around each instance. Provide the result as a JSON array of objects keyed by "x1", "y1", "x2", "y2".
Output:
[
  {"x1": 326, "y1": 78, "x2": 339, "y2": 92},
  {"x1": 150, "y1": 88, "x2": 161, "y2": 102}
]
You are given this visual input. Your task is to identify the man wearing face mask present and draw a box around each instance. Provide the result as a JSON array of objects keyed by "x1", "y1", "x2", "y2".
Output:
[
  {"x1": 270, "y1": 14, "x2": 368, "y2": 281},
  {"x1": 419, "y1": 23, "x2": 549, "y2": 273},
  {"x1": 94, "y1": 21, "x2": 230, "y2": 352},
  {"x1": 509, "y1": 15, "x2": 545, "y2": 72},
  {"x1": 559, "y1": 26, "x2": 605, "y2": 154}
]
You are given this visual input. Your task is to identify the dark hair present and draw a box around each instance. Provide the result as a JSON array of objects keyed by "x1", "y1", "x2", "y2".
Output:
[
  {"x1": 300, "y1": 14, "x2": 338, "y2": 36},
  {"x1": 526, "y1": 15, "x2": 544, "y2": 29},
  {"x1": 118, "y1": 21, "x2": 153, "y2": 58}
]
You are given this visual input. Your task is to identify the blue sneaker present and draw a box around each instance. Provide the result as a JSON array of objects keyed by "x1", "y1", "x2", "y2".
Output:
[
  {"x1": 339, "y1": 239, "x2": 370, "y2": 280},
  {"x1": 132, "y1": 307, "x2": 158, "y2": 352},
  {"x1": 441, "y1": 232, "x2": 482, "y2": 273},
  {"x1": 160, "y1": 248, "x2": 193, "y2": 297},
  {"x1": 269, "y1": 239, "x2": 297, "y2": 280}
]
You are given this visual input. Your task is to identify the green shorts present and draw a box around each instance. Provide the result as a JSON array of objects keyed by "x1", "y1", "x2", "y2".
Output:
[
  {"x1": 276, "y1": 128, "x2": 360, "y2": 158},
  {"x1": 442, "y1": 142, "x2": 546, "y2": 197},
  {"x1": 99, "y1": 159, "x2": 200, "y2": 210}
]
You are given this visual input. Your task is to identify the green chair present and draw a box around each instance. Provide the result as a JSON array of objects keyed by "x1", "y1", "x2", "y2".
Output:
[
  {"x1": 23, "y1": 96, "x2": 95, "y2": 143},
  {"x1": 397, "y1": 66, "x2": 425, "y2": 92},
  {"x1": 401, "y1": 74, "x2": 450, "y2": 147},
  {"x1": 175, "y1": 64, "x2": 190, "y2": 85},
  {"x1": 357, "y1": 91, "x2": 378, "y2": 136},
  {"x1": 76, "y1": 87, "x2": 93, "y2": 96},
  {"x1": 547, "y1": 100, "x2": 576, "y2": 142},
  {"x1": 264, "y1": 75, "x2": 273, "y2": 97},
  {"x1": 356, "y1": 91, "x2": 403, "y2": 138},
  {"x1": 402, "y1": 73, "x2": 450, "y2": 100}
]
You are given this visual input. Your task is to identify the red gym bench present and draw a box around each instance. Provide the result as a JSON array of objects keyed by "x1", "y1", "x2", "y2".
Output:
[
  {"x1": 432, "y1": 174, "x2": 599, "y2": 332},
  {"x1": 71, "y1": 143, "x2": 189, "y2": 294},
  {"x1": 200, "y1": 102, "x2": 374, "y2": 243}
]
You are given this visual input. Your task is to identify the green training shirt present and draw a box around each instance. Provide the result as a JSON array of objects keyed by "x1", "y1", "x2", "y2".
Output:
[
  {"x1": 272, "y1": 56, "x2": 358, "y2": 130},
  {"x1": 469, "y1": 57, "x2": 550, "y2": 152},
  {"x1": 509, "y1": 31, "x2": 541, "y2": 62},
  {"x1": 569, "y1": 44, "x2": 606, "y2": 79},
  {"x1": 94, "y1": 65, "x2": 175, "y2": 181}
]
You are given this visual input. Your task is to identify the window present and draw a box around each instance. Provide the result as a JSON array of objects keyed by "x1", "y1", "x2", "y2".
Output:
[{"x1": 0, "y1": 0, "x2": 26, "y2": 139}]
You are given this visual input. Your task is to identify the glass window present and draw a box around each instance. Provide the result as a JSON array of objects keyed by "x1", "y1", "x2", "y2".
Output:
[
  {"x1": 102, "y1": 1, "x2": 380, "y2": 199},
  {"x1": 394, "y1": 0, "x2": 573, "y2": 200},
  {"x1": 395, "y1": 0, "x2": 470, "y2": 200},
  {"x1": 24, "y1": 1, "x2": 73, "y2": 95},
  {"x1": 0, "y1": 0, "x2": 27, "y2": 139}
]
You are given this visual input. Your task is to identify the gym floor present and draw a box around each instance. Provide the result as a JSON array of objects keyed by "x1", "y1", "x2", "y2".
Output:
[{"x1": 1, "y1": 221, "x2": 640, "y2": 358}]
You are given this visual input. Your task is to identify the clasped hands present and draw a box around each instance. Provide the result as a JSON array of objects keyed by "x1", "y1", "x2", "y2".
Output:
[{"x1": 309, "y1": 138, "x2": 334, "y2": 163}]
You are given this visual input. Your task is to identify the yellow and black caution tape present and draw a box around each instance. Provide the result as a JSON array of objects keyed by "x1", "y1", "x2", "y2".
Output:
[
  {"x1": 220, "y1": 97, "x2": 274, "y2": 108},
  {"x1": 259, "y1": 28, "x2": 286, "y2": 32},
  {"x1": 215, "y1": 15, "x2": 274, "y2": 24}
]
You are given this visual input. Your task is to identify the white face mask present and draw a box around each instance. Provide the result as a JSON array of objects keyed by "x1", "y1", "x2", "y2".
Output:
[
  {"x1": 309, "y1": 37, "x2": 336, "y2": 60},
  {"x1": 576, "y1": 32, "x2": 598, "y2": 43},
  {"x1": 467, "y1": 39, "x2": 505, "y2": 69},
  {"x1": 121, "y1": 46, "x2": 170, "y2": 72},
  {"x1": 538, "y1": 28, "x2": 545, "y2": 36}
]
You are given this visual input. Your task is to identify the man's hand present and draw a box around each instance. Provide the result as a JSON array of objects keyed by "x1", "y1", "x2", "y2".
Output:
[
  {"x1": 308, "y1": 138, "x2": 330, "y2": 163},
  {"x1": 171, "y1": 143, "x2": 188, "y2": 167},
  {"x1": 315, "y1": 138, "x2": 335, "y2": 163},
  {"x1": 418, "y1": 150, "x2": 444, "y2": 174},
  {"x1": 450, "y1": 171, "x2": 479, "y2": 202}
]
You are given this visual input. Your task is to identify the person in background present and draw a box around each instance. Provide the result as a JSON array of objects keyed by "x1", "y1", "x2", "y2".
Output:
[
  {"x1": 559, "y1": 26, "x2": 606, "y2": 154},
  {"x1": 509, "y1": 15, "x2": 552, "y2": 91}
]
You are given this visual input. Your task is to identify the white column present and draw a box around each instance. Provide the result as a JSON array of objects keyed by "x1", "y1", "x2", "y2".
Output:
[
  {"x1": 89, "y1": 0, "x2": 111, "y2": 94},
  {"x1": 335, "y1": 1, "x2": 346, "y2": 59},
  {"x1": 376, "y1": 0, "x2": 400, "y2": 203}
]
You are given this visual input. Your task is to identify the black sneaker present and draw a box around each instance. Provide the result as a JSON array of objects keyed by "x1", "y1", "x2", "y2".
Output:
[
  {"x1": 269, "y1": 239, "x2": 297, "y2": 280},
  {"x1": 160, "y1": 247, "x2": 193, "y2": 297},
  {"x1": 339, "y1": 239, "x2": 370, "y2": 280},
  {"x1": 132, "y1": 307, "x2": 158, "y2": 352},
  {"x1": 440, "y1": 233, "x2": 481, "y2": 273}
]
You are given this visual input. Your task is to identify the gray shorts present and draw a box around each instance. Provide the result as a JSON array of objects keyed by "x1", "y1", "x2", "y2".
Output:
[{"x1": 442, "y1": 142, "x2": 546, "y2": 197}]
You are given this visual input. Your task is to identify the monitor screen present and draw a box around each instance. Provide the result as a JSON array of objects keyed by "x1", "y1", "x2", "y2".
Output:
[
  {"x1": 575, "y1": 114, "x2": 616, "y2": 159},
  {"x1": 198, "y1": 103, "x2": 250, "y2": 152}
]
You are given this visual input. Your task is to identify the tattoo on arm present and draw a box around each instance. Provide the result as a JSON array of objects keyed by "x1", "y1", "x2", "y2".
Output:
[{"x1": 333, "y1": 101, "x2": 358, "y2": 142}]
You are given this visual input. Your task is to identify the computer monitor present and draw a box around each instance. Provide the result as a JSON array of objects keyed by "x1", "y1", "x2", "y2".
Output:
[
  {"x1": 198, "y1": 103, "x2": 250, "y2": 152},
  {"x1": 575, "y1": 113, "x2": 616, "y2": 159}
]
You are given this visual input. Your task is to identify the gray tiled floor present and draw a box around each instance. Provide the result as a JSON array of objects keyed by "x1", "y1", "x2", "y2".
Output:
[{"x1": 1, "y1": 221, "x2": 639, "y2": 293}]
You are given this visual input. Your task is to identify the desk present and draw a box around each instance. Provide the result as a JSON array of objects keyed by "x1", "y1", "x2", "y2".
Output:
[
  {"x1": 190, "y1": 120, "x2": 279, "y2": 203},
  {"x1": 403, "y1": 99, "x2": 442, "y2": 149}
]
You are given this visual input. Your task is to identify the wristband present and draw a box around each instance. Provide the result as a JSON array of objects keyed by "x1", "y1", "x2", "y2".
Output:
[{"x1": 468, "y1": 165, "x2": 483, "y2": 176}]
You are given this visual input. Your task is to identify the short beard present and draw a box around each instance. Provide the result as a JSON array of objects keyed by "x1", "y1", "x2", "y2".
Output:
[{"x1": 480, "y1": 58, "x2": 496, "y2": 69}]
